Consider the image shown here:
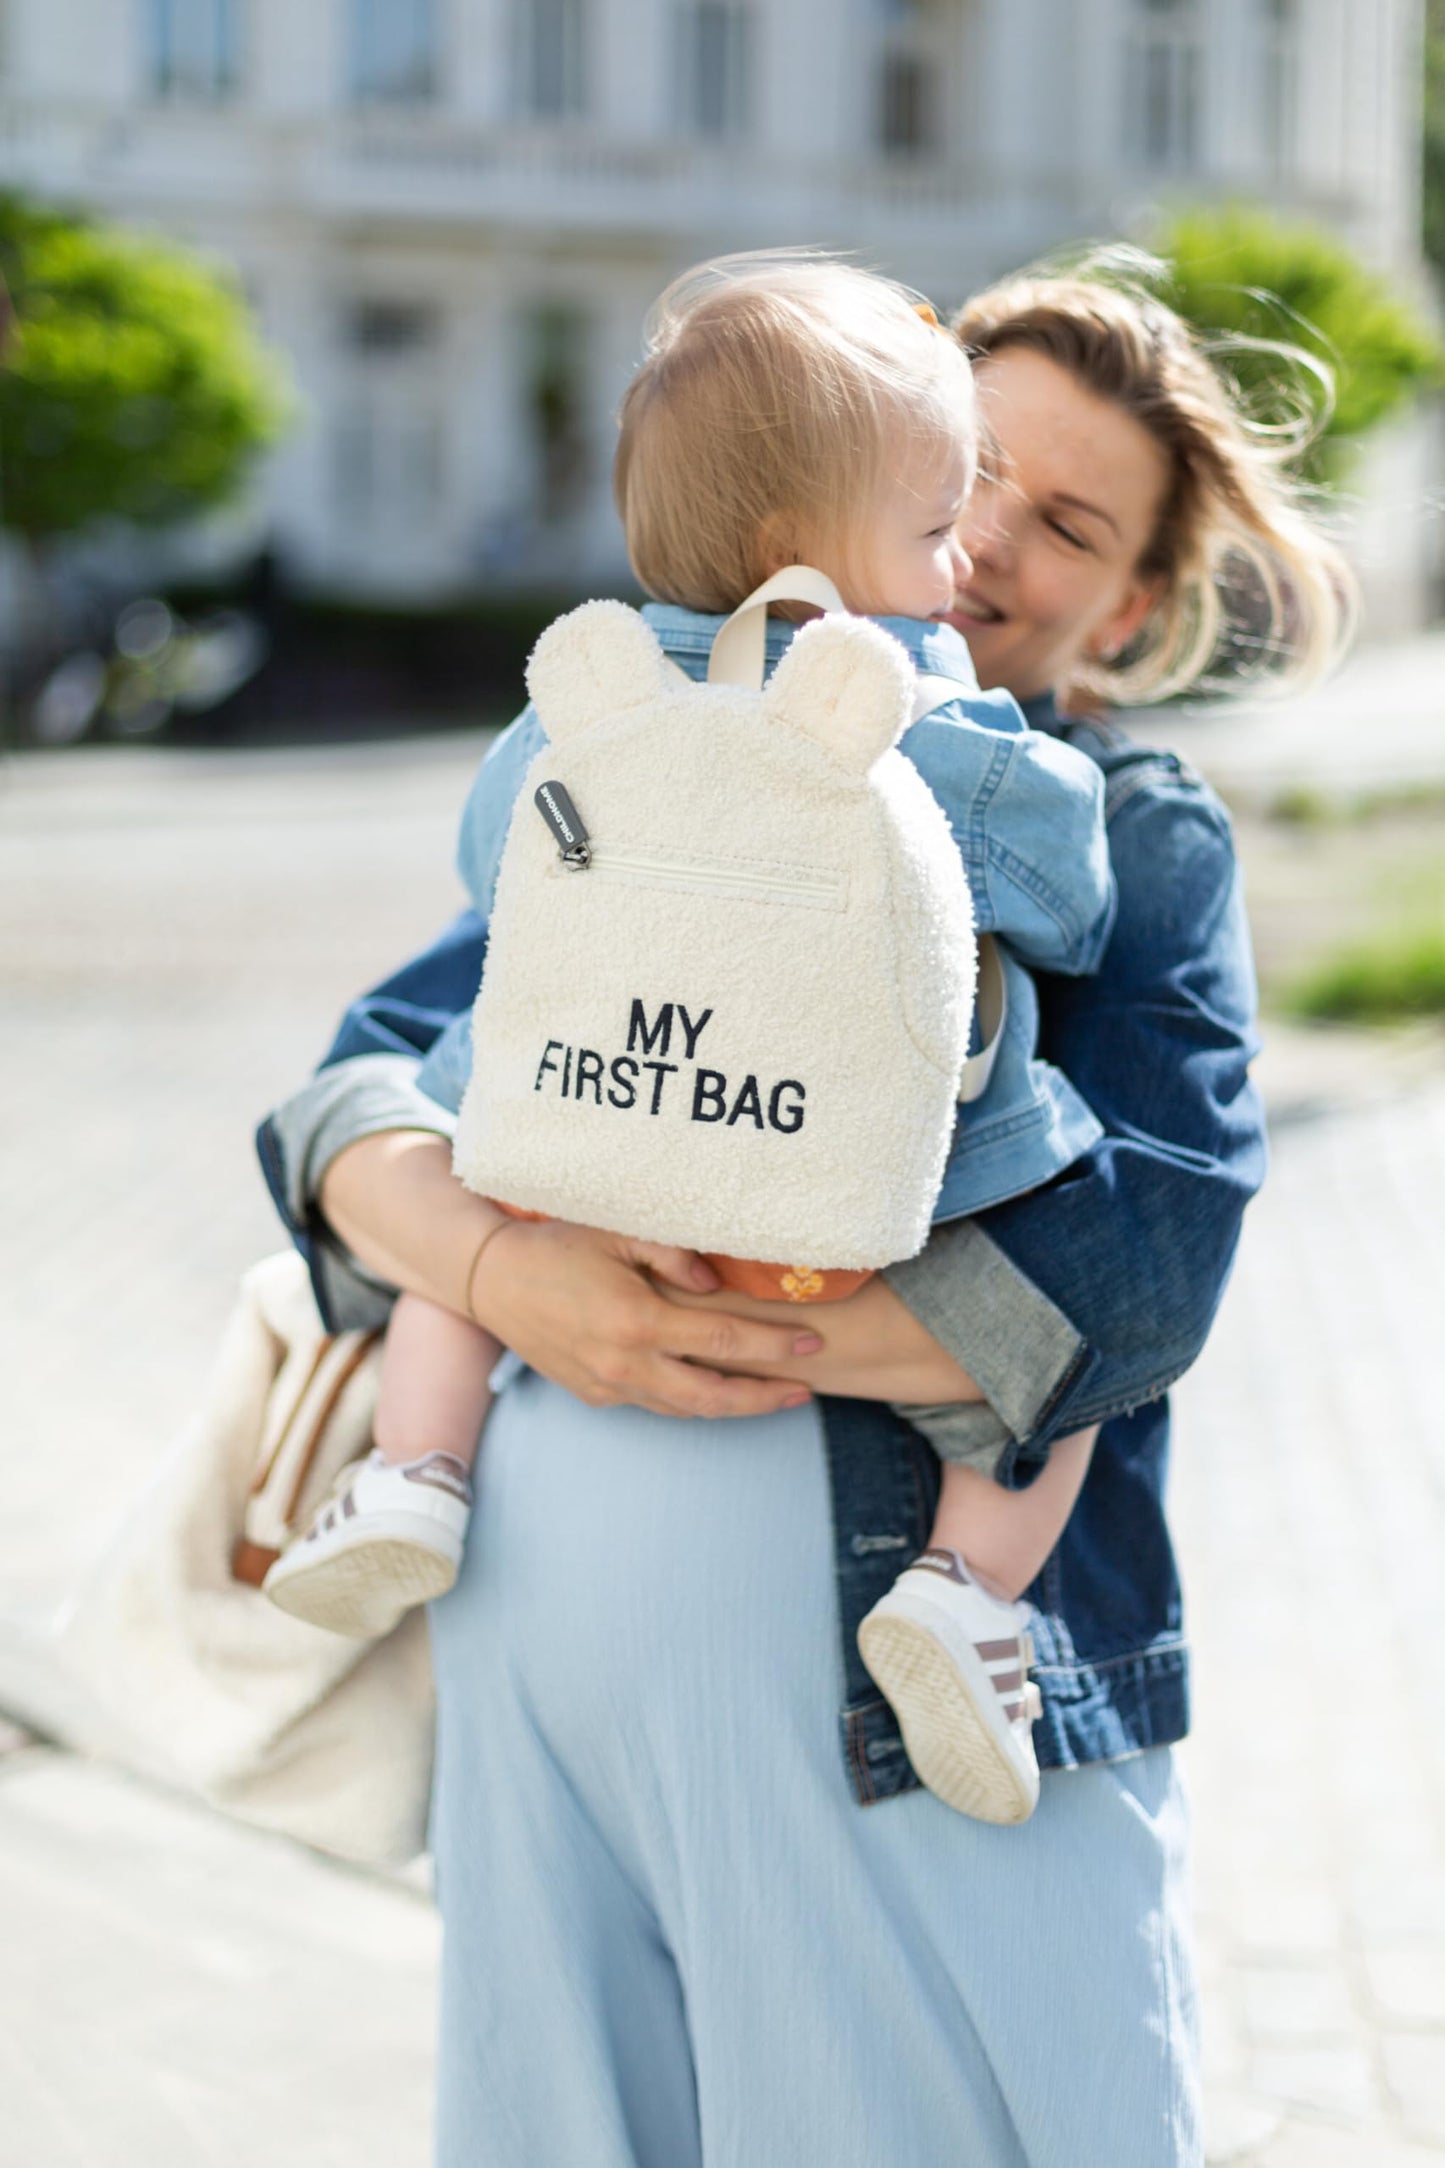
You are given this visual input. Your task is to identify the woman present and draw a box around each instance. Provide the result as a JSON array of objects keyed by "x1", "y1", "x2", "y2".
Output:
[{"x1": 259, "y1": 264, "x2": 1349, "y2": 2166}]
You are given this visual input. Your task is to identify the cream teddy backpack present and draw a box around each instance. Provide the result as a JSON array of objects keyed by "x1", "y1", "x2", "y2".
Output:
[{"x1": 453, "y1": 571, "x2": 999, "y2": 1282}]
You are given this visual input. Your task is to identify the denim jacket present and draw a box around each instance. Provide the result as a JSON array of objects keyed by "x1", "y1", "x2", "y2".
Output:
[
  {"x1": 256, "y1": 689, "x2": 1265, "y2": 1787},
  {"x1": 414, "y1": 607, "x2": 1114, "y2": 1220},
  {"x1": 841, "y1": 701, "x2": 1266, "y2": 1788}
]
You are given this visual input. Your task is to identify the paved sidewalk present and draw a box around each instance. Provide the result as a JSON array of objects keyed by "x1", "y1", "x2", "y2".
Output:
[
  {"x1": 1174, "y1": 1086, "x2": 1445, "y2": 2166},
  {"x1": 2, "y1": 720, "x2": 1443, "y2": 2167}
]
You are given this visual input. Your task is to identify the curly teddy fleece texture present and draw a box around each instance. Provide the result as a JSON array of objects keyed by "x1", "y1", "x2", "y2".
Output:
[{"x1": 452, "y1": 602, "x2": 977, "y2": 1271}]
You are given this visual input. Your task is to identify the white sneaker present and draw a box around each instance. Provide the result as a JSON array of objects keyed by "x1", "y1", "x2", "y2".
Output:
[
  {"x1": 857, "y1": 1548, "x2": 1044, "y2": 1824},
  {"x1": 262, "y1": 1450, "x2": 472, "y2": 1639}
]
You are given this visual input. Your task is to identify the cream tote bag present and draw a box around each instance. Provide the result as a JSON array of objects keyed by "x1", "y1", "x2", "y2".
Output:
[
  {"x1": 454, "y1": 573, "x2": 984, "y2": 1272},
  {"x1": 0, "y1": 1251, "x2": 432, "y2": 1867}
]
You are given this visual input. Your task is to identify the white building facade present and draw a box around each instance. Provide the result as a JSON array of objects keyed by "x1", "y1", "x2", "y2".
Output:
[{"x1": 0, "y1": 0, "x2": 1426, "y2": 609}]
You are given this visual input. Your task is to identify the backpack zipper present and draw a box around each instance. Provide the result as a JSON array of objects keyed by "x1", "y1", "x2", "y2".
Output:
[
  {"x1": 584, "y1": 845, "x2": 844, "y2": 909},
  {"x1": 534, "y1": 781, "x2": 843, "y2": 906}
]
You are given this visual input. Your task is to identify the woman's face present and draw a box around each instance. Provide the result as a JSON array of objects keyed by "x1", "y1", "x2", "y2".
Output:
[{"x1": 946, "y1": 347, "x2": 1170, "y2": 704}]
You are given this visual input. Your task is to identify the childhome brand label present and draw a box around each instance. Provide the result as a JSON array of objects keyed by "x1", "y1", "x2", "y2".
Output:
[
  {"x1": 533, "y1": 780, "x2": 591, "y2": 867},
  {"x1": 532, "y1": 998, "x2": 806, "y2": 1133}
]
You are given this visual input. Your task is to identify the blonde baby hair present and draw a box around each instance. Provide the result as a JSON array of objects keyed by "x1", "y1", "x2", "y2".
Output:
[
  {"x1": 953, "y1": 251, "x2": 1356, "y2": 706},
  {"x1": 616, "y1": 251, "x2": 977, "y2": 614}
]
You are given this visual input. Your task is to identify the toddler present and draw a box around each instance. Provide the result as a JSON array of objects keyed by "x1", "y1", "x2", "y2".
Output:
[{"x1": 265, "y1": 256, "x2": 1112, "y2": 1826}]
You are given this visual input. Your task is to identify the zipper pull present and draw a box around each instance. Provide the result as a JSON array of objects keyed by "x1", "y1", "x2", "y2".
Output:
[{"x1": 534, "y1": 780, "x2": 591, "y2": 869}]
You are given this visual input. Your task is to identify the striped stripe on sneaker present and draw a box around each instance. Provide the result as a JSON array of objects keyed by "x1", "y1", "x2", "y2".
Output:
[
  {"x1": 857, "y1": 1548, "x2": 1042, "y2": 1824},
  {"x1": 262, "y1": 1448, "x2": 472, "y2": 1640}
]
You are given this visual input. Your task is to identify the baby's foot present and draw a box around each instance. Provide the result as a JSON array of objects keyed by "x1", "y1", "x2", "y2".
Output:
[
  {"x1": 857, "y1": 1548, "x2": 1043, "y2": 1824},
  {"x1": 262, "y1": 1449, "x2": 472, "y2": 1639}
]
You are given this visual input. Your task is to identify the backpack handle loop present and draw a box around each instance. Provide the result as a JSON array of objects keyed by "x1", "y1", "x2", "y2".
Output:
[{"x1": 707, "y1": 566, "x2": 849, "y2": 689}]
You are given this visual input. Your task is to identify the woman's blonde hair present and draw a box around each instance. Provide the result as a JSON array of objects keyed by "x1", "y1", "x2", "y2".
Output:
[
  {"x1": 616, "y1": 252, "x2": 976, "y2": 613},
  {"x1": 953, "y1": 252, "x2": 1356, "y2": 705}
]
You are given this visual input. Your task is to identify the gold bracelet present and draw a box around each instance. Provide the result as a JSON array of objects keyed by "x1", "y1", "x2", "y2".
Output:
[{"x1": 463, "y1": 1216, "x2": 514, "y2": 1324}]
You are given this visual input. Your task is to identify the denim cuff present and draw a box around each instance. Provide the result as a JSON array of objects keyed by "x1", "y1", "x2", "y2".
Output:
[
  {"x1": 883, "y1": 1217, "x2": 1085, "y2": 1449},
  {"x1": 264, "y1": 1054, "x2": 457, "y2": 1332},
  {"x1": 270, "y1": 1054, "x2": 456, "y2": 1221},
  {"x1": 890, "y1": 1398, "x2": 1011, "y2": 1473}
]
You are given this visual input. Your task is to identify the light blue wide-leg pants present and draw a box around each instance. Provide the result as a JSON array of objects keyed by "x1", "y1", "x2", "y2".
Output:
[{"x1": 429, "y1": 1373, "x2": 1200, "y2": 2168}]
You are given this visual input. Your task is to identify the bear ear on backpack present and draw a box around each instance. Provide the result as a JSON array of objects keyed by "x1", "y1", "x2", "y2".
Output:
[
  {"x1": 526, "y1": 600, "x2": 673, "y2": 744},
  {"x1": 762, "y1": 615, "x2": 914, "y2": 777}
]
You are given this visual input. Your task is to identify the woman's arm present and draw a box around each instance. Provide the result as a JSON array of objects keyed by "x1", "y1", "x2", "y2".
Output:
[{"x1": 318, "y1": 1130, "x2": 836, "y2": 1421}]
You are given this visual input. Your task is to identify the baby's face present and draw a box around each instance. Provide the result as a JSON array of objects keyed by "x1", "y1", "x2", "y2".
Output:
[{"x1": 839, "y1": 442, "x2": 974, "y2": 623}]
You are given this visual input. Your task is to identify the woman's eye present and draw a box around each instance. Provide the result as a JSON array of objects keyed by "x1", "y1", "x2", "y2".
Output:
[{"x1": 1045, "y1": 516, "x2": 1088, "y2": 551}]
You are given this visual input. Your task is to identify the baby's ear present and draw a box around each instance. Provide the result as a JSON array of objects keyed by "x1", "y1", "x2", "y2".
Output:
[
  {"x1": 762, "y1": 615, "x2": 914, "y2": 775},
  {"x1": 526, "y1": 600, "x2": 672, "y2": 743}
]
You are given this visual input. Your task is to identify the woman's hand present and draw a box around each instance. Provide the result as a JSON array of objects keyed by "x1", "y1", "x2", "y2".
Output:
[
  {"x1": 660, "y1": 1275, "x2": 984, "y2": 1407},
  {"x1": 468, "y1": 1218, "x2": 824, "y2": 1420}
]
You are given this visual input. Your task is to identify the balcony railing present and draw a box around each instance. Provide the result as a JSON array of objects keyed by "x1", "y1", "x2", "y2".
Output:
[{"x1": 0, "y1": 96, "x2": 1377, "y2": 245}]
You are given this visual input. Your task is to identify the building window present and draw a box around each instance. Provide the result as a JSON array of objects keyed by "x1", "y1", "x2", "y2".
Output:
[
  {"x1": 524, "y1": 304, "x2": 590, "y2": 524},
  {"x1": 349, "y1": 0, "x2": 438, "y2": 105},
  {"x1": 148, "y1": 0, "x2": 238, "y2": 100},
  {"x1": 346, "y1": 299, "x2": 438, "y2": 355},
  {"x1": 872, "y1": 0, "x2": 948, "y2": 161},
  {"x1": 878, "y1": 49, "x2": 931, "y2": 155},
  {"x1": 333, "y1": 299, "x2": 445, "y2": 535},
  {"x1": 678, "y1": 4, "x2": 751, "y2": 139},
  {"x1": 1259, "y1": 0, "x2": 1298, "y2": 176},
  {"x1": 1125, "y1": 0, "x2": 1202, "y2": 172},
  {"x1": 516, "y1": 0, "x2": 587, "y2": 120}
]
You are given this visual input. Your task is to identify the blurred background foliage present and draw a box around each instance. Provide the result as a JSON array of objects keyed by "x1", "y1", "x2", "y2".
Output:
[
  {"x1": 1153, "y1": 205, "x2": 1444, "y2": 485},
  {"x1": 1425, "y1": 0, "x2": 1445, "y2": 277},
  {"x1": 0, "y1": 191, "x2": 289, "y2": 542}
]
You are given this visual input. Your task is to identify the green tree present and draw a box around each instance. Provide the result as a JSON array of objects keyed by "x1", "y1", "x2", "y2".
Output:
[
  {"x1": 0, "y1": 191, "x2": 289, "y2": 542},
  {"x1": 1424, "y1": 0, "x2": 1445, "y2": 278},
  {"x1": 1153, "y1": 205, "x2": 1442, "y2": 483}
]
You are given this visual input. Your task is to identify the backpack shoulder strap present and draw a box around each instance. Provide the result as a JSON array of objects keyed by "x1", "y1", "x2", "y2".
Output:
[
  {"x1": 910, "y1": 671, "x2": 975, "y2": 724},
  {"x1": 905, "y1": 679, "x2": 1009, "y2": 1104},
  {"x1": 958, "y1": 935, "x2": 1006, "y2": 1105}
]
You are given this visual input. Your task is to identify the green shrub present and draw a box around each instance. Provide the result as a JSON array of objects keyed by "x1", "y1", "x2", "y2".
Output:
[
  {"x1": 0, "y1": 190, "x2": 290, "y2": 541},
  {"x1": 1268, "y1": 785, "x2": 1339, "y2": 828},
  {"x1": 1154, "y1": 206, "x2": 1444, "y2": 484},
  {"x1": 1291, "y1": 926, "x2": 1445, "y2": 1021},
  {"x1": 1425, "y1": 0, "x2": 1445, "y2": 276}
]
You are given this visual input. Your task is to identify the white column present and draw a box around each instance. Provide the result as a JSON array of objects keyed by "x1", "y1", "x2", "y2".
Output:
[
  {"x1": 252, "y1": 0, "x2": 341, "y2": 118},
  {"x1": 446, "y1": 0, "x2": 512, "y2": 123},
  {"x1": 1068, "y1": 0, "x2": 1127, "y2": 213},
  {"x1": 601, "y1": 0, "x2": 671, "y2": 139},
  {"x1": 1315, "y1": 0, "x2": 1422, "y2": 266},
  {"x1": 1294, "y1": 0, "x2": 1350, "y2": 207},
  {"x1": 1349, "y1": 0, "x2": 1424, "y2": 267},
  {"x1": 451, "y1": 251, "x2": 519, "y2": 567},
  {"x1": 582, "y1": 281, "x2": 652, "y2": 577},
  {"x1": 971, "y1": 0, "x2": 1049, "y2": 187},
  {"x1": 1205, "y1": 0, "x2": 1256, "y2": 185},
  {"x1": 25, "y1": 0, "x2": 132, "y2": 101},
  {"x1": 761, "y1": 0, "x2": 852, "y2": 162},
  {"x1": 254, "y1": 228, "x2": 339, "y2": 577}
]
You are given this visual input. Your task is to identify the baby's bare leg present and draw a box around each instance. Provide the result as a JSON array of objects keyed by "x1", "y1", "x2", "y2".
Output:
[
  {"x1": 374, "y1": 1290, "x2": 503, "y2": 1472},
  {"x1": 928, "y1": 1428, "x2": 1099, "y2": 1602}
]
